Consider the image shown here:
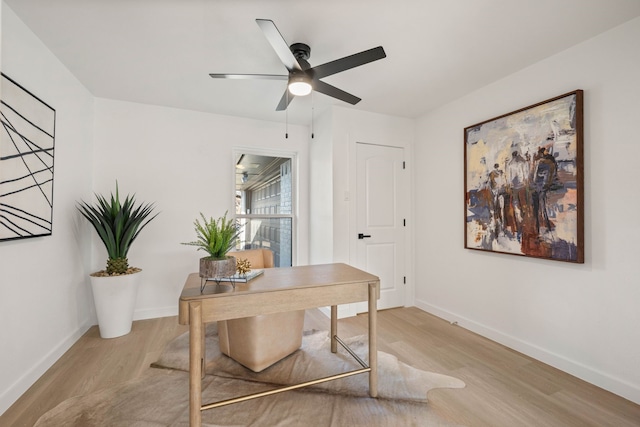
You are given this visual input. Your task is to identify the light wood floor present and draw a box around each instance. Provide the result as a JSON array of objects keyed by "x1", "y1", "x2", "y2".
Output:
[{"x1": 2, "y1": 307, "x2": 639, "y2": 426}]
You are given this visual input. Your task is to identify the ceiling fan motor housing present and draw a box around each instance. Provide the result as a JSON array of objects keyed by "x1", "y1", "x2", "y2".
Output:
[{"x1": 290, "y1": 42, "x2": 310, "y2": 61}]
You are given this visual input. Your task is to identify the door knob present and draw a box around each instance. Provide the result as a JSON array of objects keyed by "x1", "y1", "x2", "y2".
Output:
[{"x1": 358, "y1": 233, "x2": 371, "y2": 239}]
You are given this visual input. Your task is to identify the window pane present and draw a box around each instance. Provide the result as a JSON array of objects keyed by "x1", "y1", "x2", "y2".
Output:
[
  {"x1": 235, "y1": 155, "x2": 292, "y2": 215},
  {"x1": 234, "y1": 153, "x2": 293, "y2": 266},
  {"x1": 235, "y1": 217, "x2": 292, "y2": 267}
]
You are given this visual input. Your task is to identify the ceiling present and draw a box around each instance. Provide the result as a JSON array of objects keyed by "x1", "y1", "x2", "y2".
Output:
[{"x1": 5, "y1": 0, "x2": 640, "y2": 125}]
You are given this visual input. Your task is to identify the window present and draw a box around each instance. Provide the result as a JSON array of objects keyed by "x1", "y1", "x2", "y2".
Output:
[{"x1": 234, "y1": 152, "x2": 295, "y2": 267}]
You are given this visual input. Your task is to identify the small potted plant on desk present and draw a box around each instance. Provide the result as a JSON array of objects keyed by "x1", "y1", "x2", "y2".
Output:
[
  {"x1": 182, "y1": 211, "x2": 240, "y2": 291},
  {"x1": 77, "y1": 182, "x2": 158, "y2": 338}
]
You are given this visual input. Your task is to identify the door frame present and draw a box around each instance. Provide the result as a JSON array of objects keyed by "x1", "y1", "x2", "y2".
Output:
[{"x1": 346, "y1": 139, "x2": 414, "y2": 317}]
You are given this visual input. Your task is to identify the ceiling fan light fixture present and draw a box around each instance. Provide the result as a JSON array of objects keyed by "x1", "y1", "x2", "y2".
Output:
[{"x1": 288, "y1": 75, "x2": 312, "y2": 96}]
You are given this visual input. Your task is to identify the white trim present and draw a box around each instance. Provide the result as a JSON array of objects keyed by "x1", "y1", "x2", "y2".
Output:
[
  {"x1": 414, "y1": 298, "x2": 640, "y2": 405},
  {"x1": 236, "y1": 214, "x2": 294, "y2": 219},
  {"x1": 0, "y1": 319, "x2": 93, "y2": 414},
  {"x1": 318, "y1": 304, "x2": 354, "y2": 320}
]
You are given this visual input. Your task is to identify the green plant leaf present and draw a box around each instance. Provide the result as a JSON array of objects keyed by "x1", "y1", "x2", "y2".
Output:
[
  {"x1": 181, "y1": 211, "x2": 241, "y2": 259},
  {"x1": 77, "y1": 182, "x2": 159, "y2": 271}
]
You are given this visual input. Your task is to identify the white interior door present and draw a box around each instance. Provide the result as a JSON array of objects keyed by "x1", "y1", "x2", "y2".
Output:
[{"x1": 355, "y1": 142, "x2": 406, "y2": 311}]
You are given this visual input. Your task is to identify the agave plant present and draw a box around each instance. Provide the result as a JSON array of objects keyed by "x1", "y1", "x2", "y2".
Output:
[
  {"x1": 182, "y1": 211, "x2": 240, "y2": 259},
  {"x1": 77, "y1": 183, "x2": 158, "y2": 275}
]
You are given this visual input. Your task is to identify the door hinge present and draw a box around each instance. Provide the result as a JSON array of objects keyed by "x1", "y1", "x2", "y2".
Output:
[
  {"x1": 403, "y1": 161, "x2": 406, "y2": 169},
  {"x1": 403, "y1": 219, "x2": 406, "y2": 227},
  {"x1": 403, "y1": 276, "x2": 406, "y2": 284}
]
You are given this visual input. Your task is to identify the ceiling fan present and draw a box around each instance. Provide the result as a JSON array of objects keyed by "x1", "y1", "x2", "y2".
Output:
[{"x1": 209, "y1": 19, "x2": 386, "y2": 111}]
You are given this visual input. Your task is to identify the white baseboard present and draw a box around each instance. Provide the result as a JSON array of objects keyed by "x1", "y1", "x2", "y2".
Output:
[
  {"x1": 317, "y1": 304, "x2": 356, "y2": 319},
  {"x1": 414, "y1": 299, "x2": 640, "y2": 405},
  {"x1": 133, "y1": 305, "x2": 178, "y2": 321},
  {"x1": 0, "y1": 319, "x2": 93, "y2": 415}
]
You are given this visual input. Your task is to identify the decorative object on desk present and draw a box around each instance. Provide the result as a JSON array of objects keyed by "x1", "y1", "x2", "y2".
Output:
[
  {"x1": 77, "y1": 182, "x2": 158, "y2": 338},
  {"x1": 0, "y1": 73, "x2": 56, "y2": 242},
  {"x1": 236, "y1": 257, "x2": 251, "y2": 277},
  {"x1": 35, "y1": 326, "x2": 465, "y2": 427},
  {"x1": 464, "y1": 90, "x2": 584, "y2": 263},
  {"x1": 182, "y1": 211, "x2": 241, "y2": 290},
  {"x1": 216, "y1": 268, "x2": 264, "y2": 283}
]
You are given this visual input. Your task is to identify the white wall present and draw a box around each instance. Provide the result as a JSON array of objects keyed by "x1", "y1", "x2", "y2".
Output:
[
  {"x1": 0, "y1": 4, "x2": 95, "y2": 414},
  {"x1": 415, "y1": 17, "x2": 640, "y2": 404},
  {"x1": 309, "y1": 108, "x2": 334, "y2": 265},
  {"x1": 92, "y1": 99, "x2": 310, "y2": 319}
]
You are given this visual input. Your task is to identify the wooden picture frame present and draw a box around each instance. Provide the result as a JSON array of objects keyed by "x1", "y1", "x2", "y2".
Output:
[
  {"x1": 464, "y1": 90, "x2": 584, "y2": 263},
  {"x1": 0, "y1": 73, "x2": 56, "y2": 242}
]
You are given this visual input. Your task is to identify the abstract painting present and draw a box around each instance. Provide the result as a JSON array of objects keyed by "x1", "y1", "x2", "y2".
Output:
[
  {"x1": 0, "y1": 73, "x2": 56, "y2": 241},
  {"x1": 464, "y1": 90, "x2": 583, "y2": 263}
]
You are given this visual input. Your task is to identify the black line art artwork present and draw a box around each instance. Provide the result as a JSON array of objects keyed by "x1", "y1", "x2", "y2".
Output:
[{"x1": 1, "y1": 73, "x2": 56, "y2": 242}]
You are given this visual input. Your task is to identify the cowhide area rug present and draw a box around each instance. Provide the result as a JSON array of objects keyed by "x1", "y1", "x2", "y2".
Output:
[{"x1": 35, "y1": 324, "x2": 466, "y2": 426}]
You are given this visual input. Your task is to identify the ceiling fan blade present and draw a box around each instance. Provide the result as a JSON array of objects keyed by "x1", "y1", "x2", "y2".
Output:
[
  {"x1": 313, "y1": 80, "x2": 361, "y2": 105},
  {"x1": 310, "y1": 46, "x2": 386, "y2": 79},
  {"x1": 256, "y1": 19, "x2": 302, "y2": 72},
  {"x1": 276, "y1": 90, "x2": 295, "y2": 111},
  {"x1": 209, "y1": 73, "x2": 287, "y2": 80}
]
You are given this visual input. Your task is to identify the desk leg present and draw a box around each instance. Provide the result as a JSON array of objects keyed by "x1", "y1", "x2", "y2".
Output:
[
  {"x1": 368, "y1": 283, "x2": 378, "y2": 398},
  {"x1": 331, "y1": 305, "x2": 338, "y2": 353},
  {"x1": 201, "y1": 322, "x2": 206, "y2": 380},
  {"x1": 189, "y1": 302, "x2": 203, "y2": 427}
]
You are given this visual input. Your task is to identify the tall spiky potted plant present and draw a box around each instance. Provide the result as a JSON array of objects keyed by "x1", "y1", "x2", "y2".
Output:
[
  {"x1": 182, "y1": 211, "x2": 240, "y2": 284},
  {"x1": 77, "y1": 182, "x2": 158, "y2": 338}
]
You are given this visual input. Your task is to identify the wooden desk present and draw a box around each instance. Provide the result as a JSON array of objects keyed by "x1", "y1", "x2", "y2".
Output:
[{"x1": 179, "y1": 263, "x2": 380, "y2": 427}]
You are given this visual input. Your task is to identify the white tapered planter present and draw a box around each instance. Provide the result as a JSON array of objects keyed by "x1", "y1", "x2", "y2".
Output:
[{"x1": 90, "y1": 271, "x2": 141, "y2": 338}]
